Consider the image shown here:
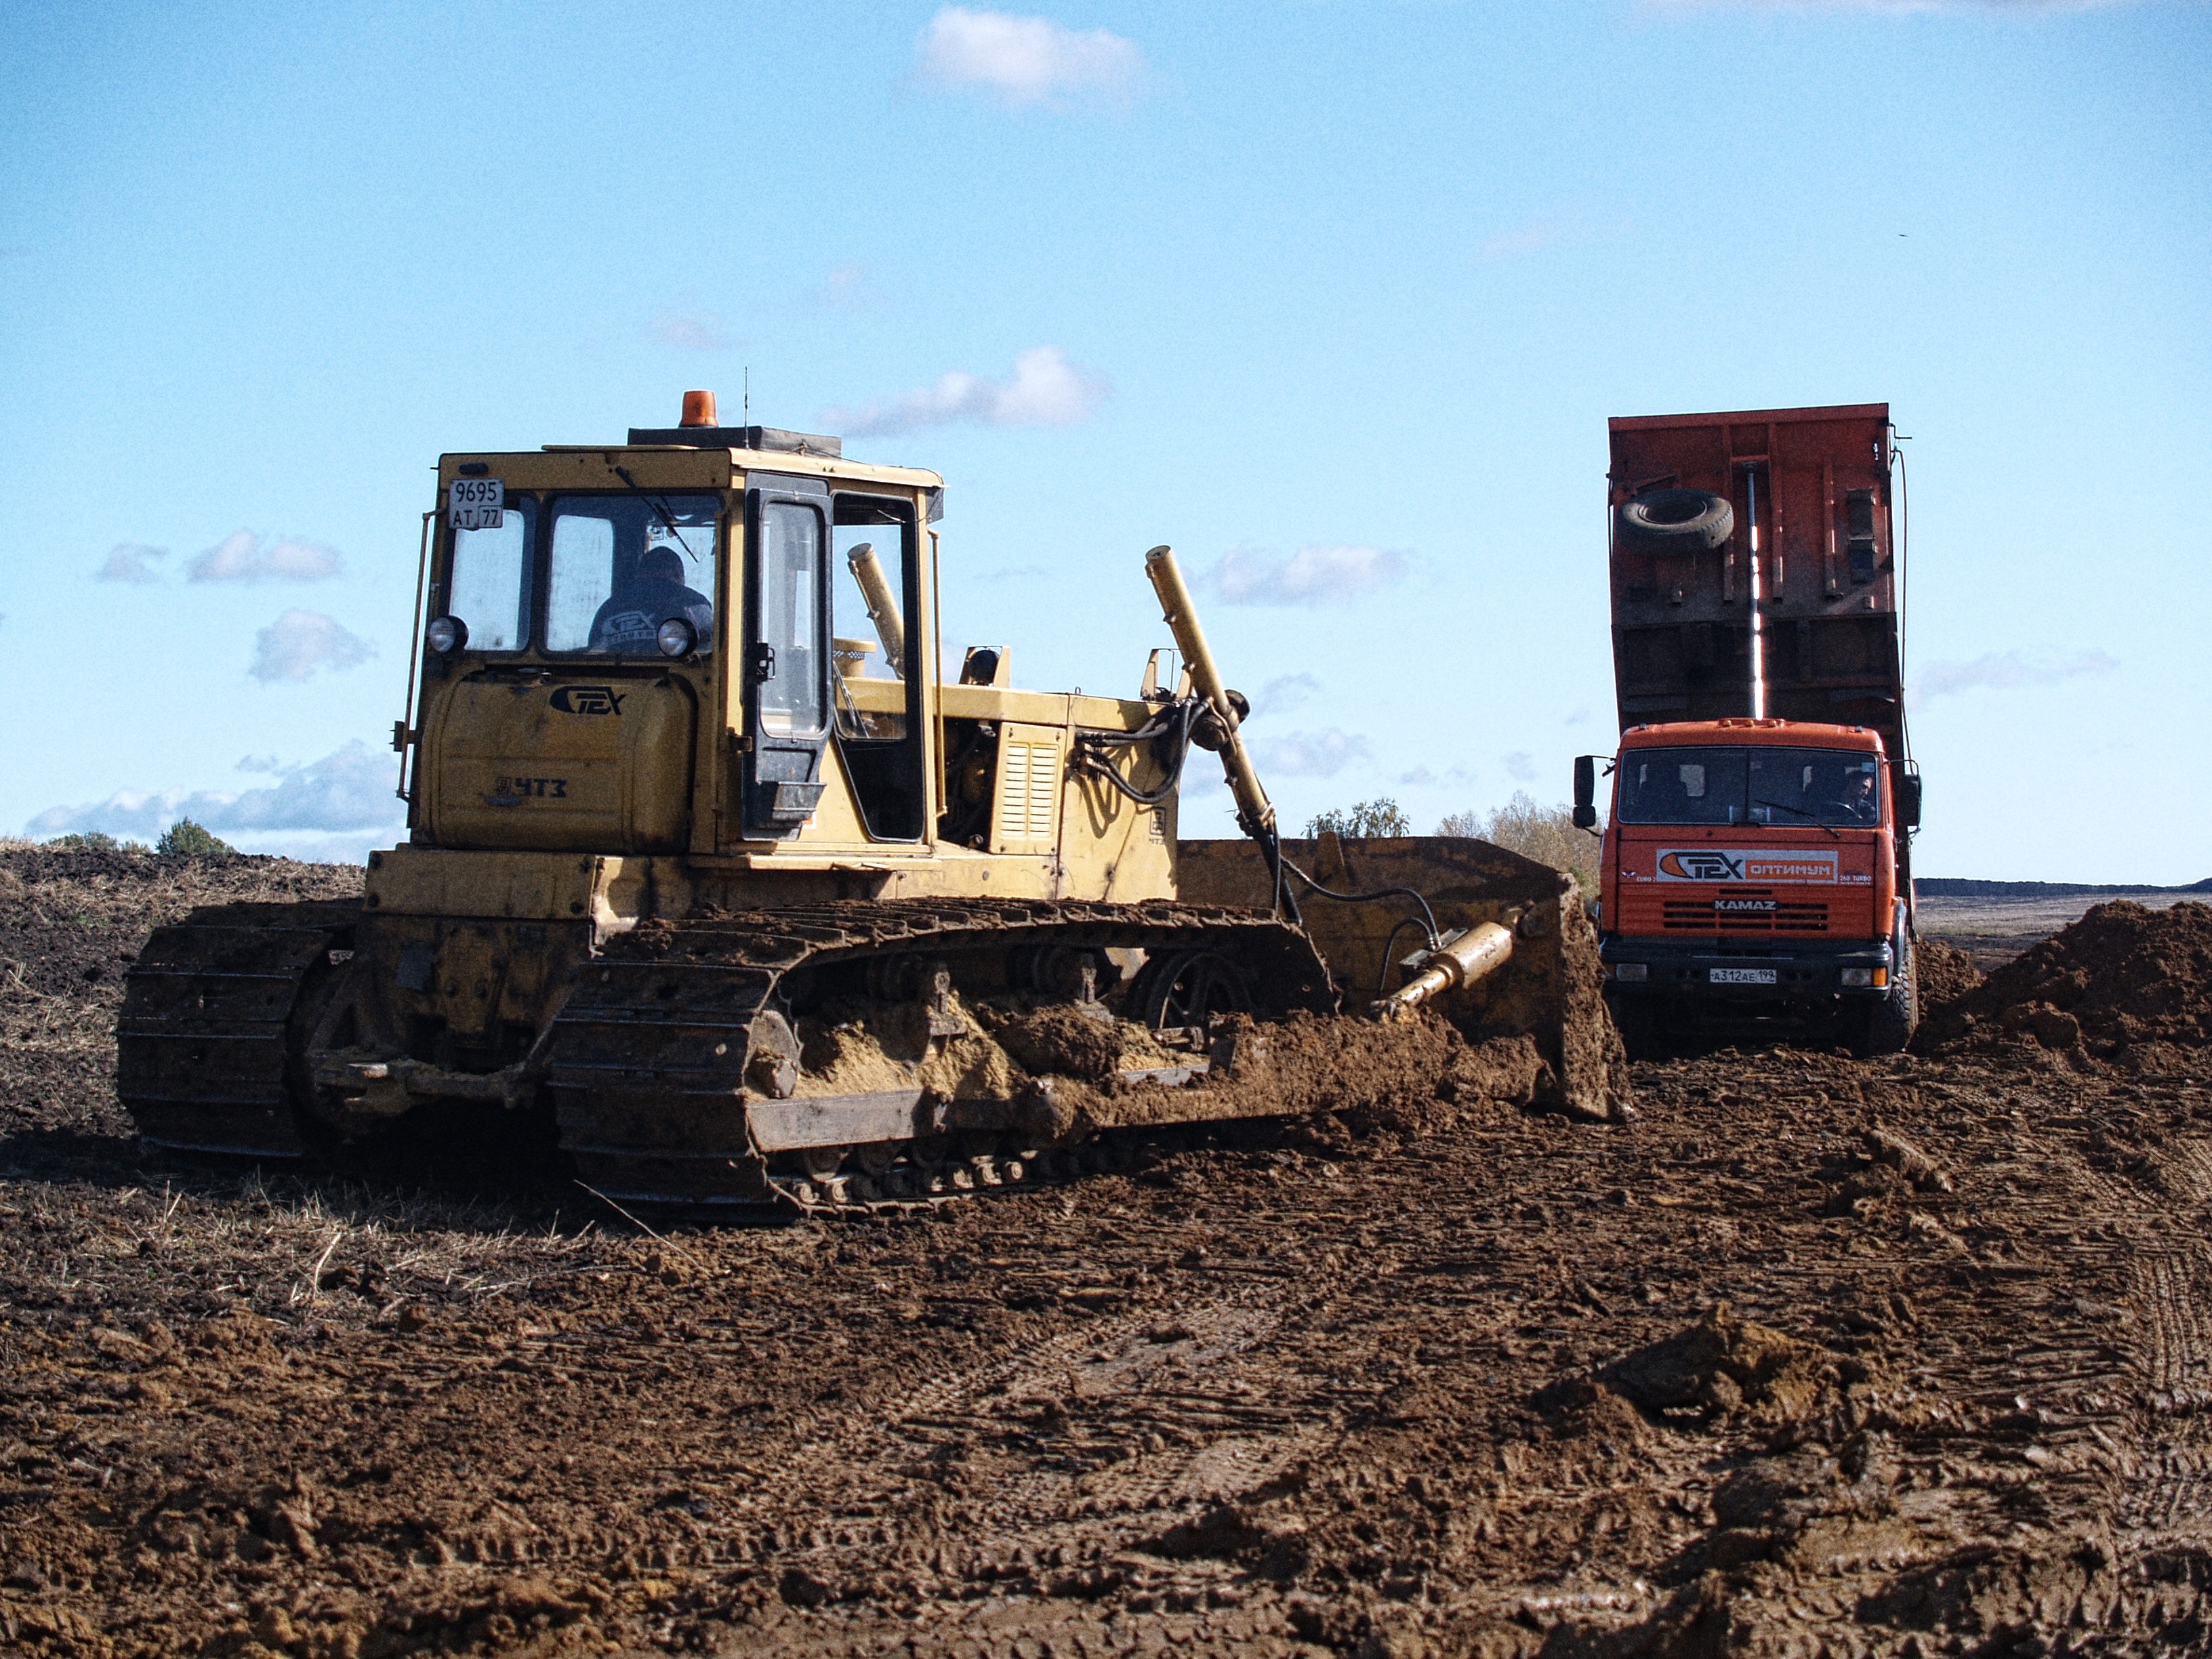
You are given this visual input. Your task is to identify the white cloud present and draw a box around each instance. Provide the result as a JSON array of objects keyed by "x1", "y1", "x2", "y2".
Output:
[
  {"x1": 97, "y1": 543, "x2": 169, "y2": 583},
  {"x1": 1398, "y1": 764, "x2": 1477, "y2": 787},
  {"x1": 1200, "y1": 544, "x2": 1410, "y2": 608},
  {"x1": 1257, "y1": 672, "x2": 1320, "y2": 714},
  {"x1": 813, "y1": 263, "x2": 871, "y2": 309},
  {"x1": 650, "y1": 310, "x2": 733, "y2": 352},
  {"x1": 190, "y1": 530, "x2": 344, "y2": 583},
  {"x1": 1910, "y1": 647, "x2": 2117, "y2": 705},
  {"x1": 917, "y1": 7, "x2": 1143, "y2": 105},
  {"x1": 250, "y1": 610, "x2": 375, "y2": 683},
  {"x1": 1565, "y1": 704, "x2": 1594, "y2": 727},
  {"x1": 27, "y1": 740, "x2": 403, "y2": 844},
  {"x1": 1255, "y1": 729, "x2": 1371, "y2": 779},
  {"x1": 1479, "y1": 216, "x2": 1555, "y2": 260},
  {"x1": 1504, "y1": 752, "x2": 1538, "y2": 782},
  {"x1": 823, "y1": 346, "x2": 1108, "y2": 436}
]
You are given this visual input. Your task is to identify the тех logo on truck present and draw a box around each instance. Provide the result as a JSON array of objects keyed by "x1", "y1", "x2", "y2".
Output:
[{"x1": 1657, "y1": 850, "x2": 1838, "y2": 883}]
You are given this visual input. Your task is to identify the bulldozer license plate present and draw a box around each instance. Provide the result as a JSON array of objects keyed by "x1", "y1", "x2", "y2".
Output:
[
  {"x1": 1708, "y1": 966, "x2": 1778, "y2": 985},
  {"x1": 449, "y1": 478, "x2": 504, "y2": 529}
]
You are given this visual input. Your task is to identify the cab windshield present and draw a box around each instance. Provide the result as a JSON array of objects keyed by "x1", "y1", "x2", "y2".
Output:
[
  {"x1": 1617, "y1": 745, "x2": 1881, "y2": 827},
  {"x1": 546, "y1": 493, "x2": 719, "y2": 655}
]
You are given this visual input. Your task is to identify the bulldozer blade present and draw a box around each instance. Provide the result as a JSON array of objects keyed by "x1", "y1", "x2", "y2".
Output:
[{"x1": 1176, "y1": 835, "x2": 1631, "y2": 1122}]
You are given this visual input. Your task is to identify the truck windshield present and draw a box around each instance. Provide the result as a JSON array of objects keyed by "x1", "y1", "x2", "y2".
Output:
[{"x1": 1618, "y1": 746, "x2": 1881, "y2": 827}]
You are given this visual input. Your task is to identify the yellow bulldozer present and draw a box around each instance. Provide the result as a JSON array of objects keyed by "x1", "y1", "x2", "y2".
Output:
[{"x1": 119, "y1": 394, "x2": 1626, "y2": 1212}]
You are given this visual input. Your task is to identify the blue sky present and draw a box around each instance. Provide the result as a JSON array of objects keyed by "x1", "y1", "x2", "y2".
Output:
[{"x1": 2, "y1": 1, "x2": 2207, "y2": 881}]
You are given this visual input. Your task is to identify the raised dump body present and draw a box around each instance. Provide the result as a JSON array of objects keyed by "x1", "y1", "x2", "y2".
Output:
[
  {"x1": 1578, "y1": 403, "x2": 1923, "y2": 1052},
  {"x1": 1606, "y1": 403, "x2": 1903, "y2": 752}
]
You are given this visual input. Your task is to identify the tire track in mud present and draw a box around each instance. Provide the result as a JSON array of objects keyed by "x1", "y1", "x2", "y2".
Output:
[
  {"x1": 2120, "y1": 1132, "x2": 2212, "y2": 1540},
  {"x1": 734, "y1": 1195, "x2": 1430, "y2": 1595}
]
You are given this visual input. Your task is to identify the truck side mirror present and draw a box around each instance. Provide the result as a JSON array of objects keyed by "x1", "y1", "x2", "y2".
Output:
[
  {"x1": 1572, "y1": 756, "x2": 1598, "y2": 830},
  {"x1": 1893, "y1": 765, "x2": 1922, "y2": 830}
]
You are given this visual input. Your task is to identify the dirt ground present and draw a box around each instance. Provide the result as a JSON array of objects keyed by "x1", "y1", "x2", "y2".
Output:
[{"x1": 5, "y1": 848, "x2": 2211, "y2": 1658}]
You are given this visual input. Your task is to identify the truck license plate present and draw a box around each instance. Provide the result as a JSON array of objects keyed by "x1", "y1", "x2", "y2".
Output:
[{"x1": 1709, "y1": 966, "x2": 1778, "y2": 985}]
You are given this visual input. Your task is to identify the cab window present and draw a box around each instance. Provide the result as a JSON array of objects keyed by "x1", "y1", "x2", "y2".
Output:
[
  {"x1": 545, "y1": 493, "x2": 718, "y2": 655},
  {"x1": 828, "y1": 497, "x2": 924, "y2": 840},
  {"x1": 832, "y1": 519, "x2": 912, "y2": 739},
  {"x1": 445, "y1": 496, "x2": 535, "y2": 652},
  {"x1": 756, "y1": 501, "x2": 825, "y2": 735}
]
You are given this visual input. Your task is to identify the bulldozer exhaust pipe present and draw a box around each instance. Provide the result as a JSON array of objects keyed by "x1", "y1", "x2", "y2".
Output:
[
  {"x1": 847, "y1": 542, "x2": 907, "y2": 674},
  {"x1": 1145, "y1": 546, "x2": 1275, "y2": 837},
  {"x1": 1373, "y1": 920, "x2": 1515, "y2": 1019}
]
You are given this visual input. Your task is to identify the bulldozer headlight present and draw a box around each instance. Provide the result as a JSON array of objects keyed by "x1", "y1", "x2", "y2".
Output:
[
  {"x1": 426, "y1": 615, "x2": 467, "y2": 655},
  {"x1": 657, "y1": 617, "x2": 697, "y2": 658}
]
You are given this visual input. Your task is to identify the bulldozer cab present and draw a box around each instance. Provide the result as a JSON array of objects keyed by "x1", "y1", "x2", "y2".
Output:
[
  {"x1": 402, "y1": 409, "x2": 1177, "y2": 905},
  {"x1": 409, "y1": 432, "x2": 939, "y2": 859}
]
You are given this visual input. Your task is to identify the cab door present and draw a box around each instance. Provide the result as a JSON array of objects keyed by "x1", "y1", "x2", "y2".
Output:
[{"x1": 741, "y1": 475, "x2": 833, "y2": 836}]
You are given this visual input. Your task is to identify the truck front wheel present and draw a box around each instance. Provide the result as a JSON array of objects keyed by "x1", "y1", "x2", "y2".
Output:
[{"x1": 1857, "y1": 936, "x2": 1919, "y2": 1057}]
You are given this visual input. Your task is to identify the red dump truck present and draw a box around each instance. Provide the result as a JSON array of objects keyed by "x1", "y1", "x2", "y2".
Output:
[{"x1": 1572, "y1": 403, "x2": 1923, "y2": 1053}]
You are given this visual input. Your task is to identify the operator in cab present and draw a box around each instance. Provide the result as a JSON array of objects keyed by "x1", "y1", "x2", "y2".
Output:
[
  {"x1": 1834, "y1": 766, "x2": 1879, "y2": 824},
  {"x1": 589, "y1": 546, "x2": 712, "y2": 654}
]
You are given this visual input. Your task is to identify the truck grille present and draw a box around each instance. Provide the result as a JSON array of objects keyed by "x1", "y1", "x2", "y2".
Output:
[{"x1": 1660, "y1": 890, "x2": 1829, "y2": 934}]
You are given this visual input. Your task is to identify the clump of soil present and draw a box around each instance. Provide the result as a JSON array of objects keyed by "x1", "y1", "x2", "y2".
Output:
[
  {"x1": 1924, "y1": 899, "x2": 2212, "y2": 1063},
  {"x1": 1914, "y1": 936, "x2": 1983, "y2": 1012},
  {"x1": 991, "y1": 1005, "x2": 1131, "y2": 1082},
  {"x1": 1595, "y1": 1304, "x2": 1839, "y2": 1425}
]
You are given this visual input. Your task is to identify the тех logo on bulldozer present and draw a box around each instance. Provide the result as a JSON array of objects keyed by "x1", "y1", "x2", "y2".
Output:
[{"x1": 550, "y1": 685, "x2": 625, "y2": 715}]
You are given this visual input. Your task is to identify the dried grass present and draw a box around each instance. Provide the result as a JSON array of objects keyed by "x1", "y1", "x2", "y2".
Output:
[{"x1": 1438, "y1": 790, "x2": 1604, "y2": 893}]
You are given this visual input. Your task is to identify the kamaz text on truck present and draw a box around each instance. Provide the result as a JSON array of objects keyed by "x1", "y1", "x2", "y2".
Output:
[{"x1": 1572, "y1": 403, "x2": 1923, "y2": 1054}]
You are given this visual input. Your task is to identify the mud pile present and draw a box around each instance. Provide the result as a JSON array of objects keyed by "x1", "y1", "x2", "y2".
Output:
[
  {"x1": 1912, "y1": 936, "x2": 1982, "y2": 1012},
  {"x1": 1923, "y1": 899, "x2": 2212, "y2": 1068}
]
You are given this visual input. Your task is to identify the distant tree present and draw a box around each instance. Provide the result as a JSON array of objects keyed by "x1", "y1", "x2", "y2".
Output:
[
  {"x1": 1437, "y1": 790, "x2": 1603, "y2": 893},
  {"x1": 157, "y1": 819, "x2": 236, "y2": 857},
  {"x1": 46, "y1": 831, "x2": 121, "y2": 850},
  {"x1": 1305, "y1": 798, "x2": 1412, "y2": 839}
]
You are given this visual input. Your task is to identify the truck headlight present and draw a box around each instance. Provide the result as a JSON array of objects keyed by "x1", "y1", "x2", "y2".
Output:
[
  {"x1": 426, "y1": 615, "x2": 467, "y2": 655},
  {"x1": 1841, "y1": 966, "x2": 1874, "y2": 988},
  {"x1": 657, "y1": 617, "x2": 697, "y2": 658},
  {"x1": 1613, "y1": 962, "x2": 1648, "y2": 983}
]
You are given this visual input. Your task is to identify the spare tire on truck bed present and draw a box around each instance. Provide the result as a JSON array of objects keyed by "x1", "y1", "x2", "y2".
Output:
[{"x1": 1616, "y1": 488, "x2": 1734, "y2": 553}]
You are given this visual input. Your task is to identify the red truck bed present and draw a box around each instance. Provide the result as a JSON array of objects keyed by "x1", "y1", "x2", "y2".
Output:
[{"x1": 1607, "y1": 403, "x2": 1902, "y2": 764}]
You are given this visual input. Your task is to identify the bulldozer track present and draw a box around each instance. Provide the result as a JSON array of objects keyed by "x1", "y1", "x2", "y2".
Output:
[
  {"x1": 117, "y1": 894, "x2": 1367, "y2": 1214},
  {"x1": 544, "y1": 896, "x2": 1334, "y2": 1211},
  {"x1": 115, "y1": 901, "x2": 359, "y2": 1157}
]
